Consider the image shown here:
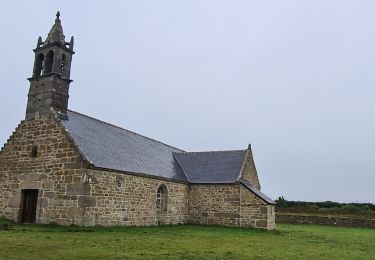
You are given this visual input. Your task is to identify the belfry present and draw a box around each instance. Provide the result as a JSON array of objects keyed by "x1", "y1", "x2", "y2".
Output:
[{"x1": 26, "y1": 12, "x2": 74, "y2": 119}]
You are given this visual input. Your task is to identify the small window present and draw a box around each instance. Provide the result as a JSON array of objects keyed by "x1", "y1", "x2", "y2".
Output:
[
  {"x1": 156, "y1": 184, "x2": 168, "y2": 211},
  {"x1": 31, "y1": 146, "x2": 38, "y2": 158},
  {"x1": 116, "y1": 176, "x2": 124, "y2": 190},
  {"x1": 61, "y1": 54, "x2": 66, "y2": 71}
]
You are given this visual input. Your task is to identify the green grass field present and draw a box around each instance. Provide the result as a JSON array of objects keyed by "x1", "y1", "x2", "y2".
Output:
[{"x1": 0, "y1": 219, "x2": 374, "y2": 259}]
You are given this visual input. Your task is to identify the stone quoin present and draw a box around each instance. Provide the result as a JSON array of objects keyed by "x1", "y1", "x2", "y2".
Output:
[{"x1": 0, "y1": 12, "x2": 275, "y2": 229}]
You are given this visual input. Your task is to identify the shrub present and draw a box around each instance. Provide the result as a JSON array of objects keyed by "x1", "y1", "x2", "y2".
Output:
[{"x1": 275, "y1": 197, "x2": 375, "y2": 215}]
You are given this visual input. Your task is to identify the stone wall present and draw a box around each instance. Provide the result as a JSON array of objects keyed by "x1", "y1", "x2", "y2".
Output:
[
  {"x1": 0, "y1": 114, "x2": 274, "y2": 229},
  {"x1": 0, "y1": 114, "x2": 190, "y2": 227},
  {"x1": 276, "y1": 214, "x2": 375, "y2": 228},
  {"x1": 240, "y1": 185, "x2": 275, "y2": 230},
  {"x1": 188, "y1": 184, "x2": 275, "y2": 229},
  {"x1": 188, "y1": 184, "x2": 241, "y2": 226},
  {"x1": 81, "y1": 169, "x2": 189, "y2": 226},
  {"x1": 240, "y1": 149, "x2": 261, "y2": 189},
  {"x1": 0, "y1": 114, "x2": 88, "y2": 224}
]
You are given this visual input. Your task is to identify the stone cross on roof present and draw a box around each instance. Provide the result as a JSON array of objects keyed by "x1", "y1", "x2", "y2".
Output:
[{"x1": 45, "y1": 11, "x2": 65, "y2": 45}]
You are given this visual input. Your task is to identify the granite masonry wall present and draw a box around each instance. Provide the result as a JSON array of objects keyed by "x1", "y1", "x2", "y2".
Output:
[
  {"x1": 188, "y1": 184, "x2": 241, "y2": 226},
  {"x1": 240, "y1": 149, "x2": 261, "y2": 189},
  {"x1": 188, "y1": 184, "x2": 275, "y2": 229},
  {"x1": 0, "y1": 114, "x2": 190, "y2": 226},
  {"x1": 0, "y1": 114, "x2": 88, "y2": 224},
  {"x1": 0, "y1": 115, "x2": 188, "y2": 226},
  {"x1": 80, "y1": 169, "x2": 189, "y2": 226},
  {"x1": 0, "y1": 114, "x2": 274, "y2": 229},
  {"x1": 240, "y1": 185, "x2": 275, "y2": 230},
  {"x1": 276, "y1": 214, "x2": 375, "y2": 228}
]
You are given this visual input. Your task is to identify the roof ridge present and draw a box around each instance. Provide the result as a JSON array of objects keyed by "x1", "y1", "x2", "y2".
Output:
[
  {"x1": 65, "y1": 110, "x2": 185, "y2": 152},
  {"x1": 173, "y1": 149, "x2": 246, "y2": 154}
]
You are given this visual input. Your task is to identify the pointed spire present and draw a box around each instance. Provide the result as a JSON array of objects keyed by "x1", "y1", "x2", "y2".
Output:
[
  {"x1": 45, "y1": 11, "x2": 65, "y2": 45},
  {"x1": 36, "y1": 36, "x2": 43, "y2": 48},
  {"x1": 69, "y1": 36, "x2": 74, "y2": 51}
]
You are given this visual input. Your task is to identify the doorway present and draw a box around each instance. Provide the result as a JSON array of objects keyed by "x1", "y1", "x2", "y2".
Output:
[{"x1": 21, "y1": 189, "x2": 39, "y2": 223}]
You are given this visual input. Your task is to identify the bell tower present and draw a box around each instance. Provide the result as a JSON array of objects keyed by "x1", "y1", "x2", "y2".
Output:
[{"x1": 26, "y1": 12, "x2": 74, "y2": 120}]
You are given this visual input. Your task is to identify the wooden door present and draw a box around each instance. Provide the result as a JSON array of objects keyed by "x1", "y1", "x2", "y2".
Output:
[{"x1": 21, "y1": 189, "x2": 38, "y2": 223}]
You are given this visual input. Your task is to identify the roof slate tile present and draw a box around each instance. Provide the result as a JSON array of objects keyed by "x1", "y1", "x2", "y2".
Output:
[
  {"x1": 59, "y1": 111, "x2": 249, "y2": 184},
  {"x1": 174, "y1": 150, "x2": 247, "y2": 183},
  {"x1": 60, "y1": 111, "x2": 187, "y2": 182}
]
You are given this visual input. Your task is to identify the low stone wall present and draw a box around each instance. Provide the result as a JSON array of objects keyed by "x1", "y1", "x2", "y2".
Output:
[{"x1": 276, "y1": 214, "x2": 375, "y2": 228}]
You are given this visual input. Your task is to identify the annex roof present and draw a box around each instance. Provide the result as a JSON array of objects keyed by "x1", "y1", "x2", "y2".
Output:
[
  {"x1": 174, "y1": 150, "x2": 247, "y2": 183},
  {"x1": 240, "y1": 180, "x2": 276, "y2": 204}
]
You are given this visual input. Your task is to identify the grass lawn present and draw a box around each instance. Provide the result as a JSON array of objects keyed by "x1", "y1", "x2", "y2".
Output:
[{"x1": 0, "y1": 219, "x2": 374, "y2": 259}]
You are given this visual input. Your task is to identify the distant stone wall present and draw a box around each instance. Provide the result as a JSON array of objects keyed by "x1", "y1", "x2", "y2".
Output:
[{"x1": 276, "y1": 214, "x2": 375, "y2": 228}]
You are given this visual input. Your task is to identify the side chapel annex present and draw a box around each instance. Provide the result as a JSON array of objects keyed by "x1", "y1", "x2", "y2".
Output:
[{"x1": 0, "y1": 13, "x2": 275, "y2": 229}]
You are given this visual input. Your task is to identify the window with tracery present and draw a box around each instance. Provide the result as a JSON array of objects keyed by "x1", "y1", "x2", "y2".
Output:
[{"x1": 156, "y1": 184, "x2": 168, "y2": 211}]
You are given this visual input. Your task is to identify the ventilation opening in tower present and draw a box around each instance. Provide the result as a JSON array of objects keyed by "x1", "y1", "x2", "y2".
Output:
[{"x1": 44, "y1": 51, "x2": 54, "y2": 74}]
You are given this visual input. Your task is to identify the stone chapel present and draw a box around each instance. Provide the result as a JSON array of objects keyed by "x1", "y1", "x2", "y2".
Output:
[{"x1": 0, "y1": 13, "x2": 275, "y2": 229}]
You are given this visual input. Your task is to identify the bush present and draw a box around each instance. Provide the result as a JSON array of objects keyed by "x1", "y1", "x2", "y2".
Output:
[
  {"x1": 0, "y1": 218, "x2": 14, "y2": 225},
  {"x1": 0, "y1": 218, "x2": 15, "y2": 230},
  {"x1": 275, "y1": 197, "x2": 375, "y2": 215}
]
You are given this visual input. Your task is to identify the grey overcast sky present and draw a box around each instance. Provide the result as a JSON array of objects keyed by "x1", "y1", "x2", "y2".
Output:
[{"x1": 1, "y1": 0, "x2": 374, "y2": 203}]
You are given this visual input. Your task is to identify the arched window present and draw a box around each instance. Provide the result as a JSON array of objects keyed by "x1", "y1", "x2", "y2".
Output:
[
  {"x1": 44, "y1": 51, "x2": 54, "y2": 74},
  {"x1": 33, "y1": 54, "x2": 44, "y2": 77},
  {"x1": 156, "y1": 184, "x2": 168, "y2": 211},
  {"x1": 61, "y1": 54, "x2": 66, "y2": 71}
]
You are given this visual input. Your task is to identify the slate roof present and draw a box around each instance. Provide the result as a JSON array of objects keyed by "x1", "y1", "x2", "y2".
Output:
[
  {"x1": 240, "y1": 180, "x2": 276, "y2": 204},
  {"x1": 59, "y1": 110, "x2": 187, "y2": 182},
  {"x1": 57, "y1": 110, "x2": 274, "y2": 203},
  {"x1": 174, "y1": 150, "x2": 247, "y2": 183}
]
